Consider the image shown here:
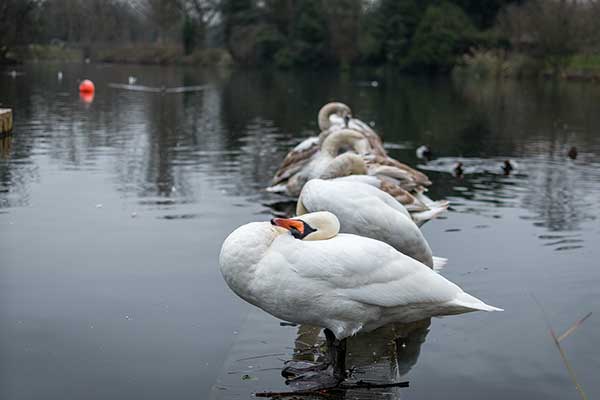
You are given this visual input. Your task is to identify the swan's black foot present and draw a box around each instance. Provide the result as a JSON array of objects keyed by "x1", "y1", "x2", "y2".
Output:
[
  {"x1": 281, "y1": 360, "x2": 328, "y2": 379},
  {"x1": 280, "y1": 328, "x2": 349, "y2": 390},
  {"x1": 284, "y1": 364, "x2": 344, "y2": 391}
]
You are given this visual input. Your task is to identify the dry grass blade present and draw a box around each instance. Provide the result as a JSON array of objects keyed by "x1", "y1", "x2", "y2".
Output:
[
  {"x1": 557, "y1": 312, "x2": 592, "y2": 343},
  {"x1": 530, "y1": 294, "x2": 589, "y2": 400},
  {"x1": 549, "y1": 328, "x2": 588, "y2": 400}
]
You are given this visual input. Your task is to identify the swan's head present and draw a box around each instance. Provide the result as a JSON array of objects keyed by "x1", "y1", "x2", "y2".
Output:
[
  {"x1": 271, "y1": 211, "x2": 340, "y2": 241},
  {"x1": 318, "y1": 102, "x2": 352, "y2": 131}
]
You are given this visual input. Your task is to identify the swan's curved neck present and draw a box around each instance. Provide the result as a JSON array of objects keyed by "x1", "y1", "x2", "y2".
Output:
[
  {"x1": 321, "y1": 129, "x2": 370, "y2": 157},
  {"x1": 320, "y1": 153, "x2": 367, "y2": 179},
  {"x1": 318, "y1": 102, "x2": 350, "y2": 131},
  {"x1": 296, "y1": 199, "x2": 308, "y2": 216}
]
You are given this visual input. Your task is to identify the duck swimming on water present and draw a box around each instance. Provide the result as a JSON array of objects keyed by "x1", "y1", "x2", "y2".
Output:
[
  {"x1": 453, "y1": 162, "x2": 464, "y2": 178},
  {"x1": 416, "y1": 145, "x2": 433, "y2": 161},
  {"x1": 502, "y1": 160, "x2": 514, "y2": 175}
]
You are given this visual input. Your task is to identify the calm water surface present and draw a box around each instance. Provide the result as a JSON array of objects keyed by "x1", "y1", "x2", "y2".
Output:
[{"x1": 1, "y1": 63, "x2": 599, "y2": 400}]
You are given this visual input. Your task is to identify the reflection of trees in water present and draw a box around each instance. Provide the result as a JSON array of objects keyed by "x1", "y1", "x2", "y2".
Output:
[
  {"x1": 0, "y1": 77, "x2": 41, "y2": 210},
  {"x1": 0, "y1": 134, "x2": 39, "y2": 209},
  {"x1": 457, "y1": 78, "x2": 600, "y2": 158},
  {"x1": 369, "y1": 75, "x2": 497, "y2": 159},
  {"x1": 2, "y1": 65, "x2": 600, "y2": 234},
  {"x1": 519, "y1": 160, "x2": 598, "y2": 234},
  {"x1": 441, "y1": 78, "x2": 600, "y2": 235}
]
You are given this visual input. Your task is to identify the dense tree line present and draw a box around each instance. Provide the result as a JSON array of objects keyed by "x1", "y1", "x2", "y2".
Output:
[
  {"x1": 216, "y1": 0, "x2": 518, "y2": 70},
  {"x1": 3, "y1": 0, "x2": 600, "y2": 73}
]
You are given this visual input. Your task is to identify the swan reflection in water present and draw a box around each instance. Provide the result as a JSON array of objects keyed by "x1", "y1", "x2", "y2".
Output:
[{"x1": 285, "y1": 319, "x2": 431, "y2": 392}]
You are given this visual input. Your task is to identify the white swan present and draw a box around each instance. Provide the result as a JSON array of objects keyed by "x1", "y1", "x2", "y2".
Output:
[
  {"x1": 269, "y1": 129, "x2": 370, "y2": 196},
  {"x1": 269, "y1": 133, "x2": 447, "y2": 222},
  {"x1": 318, "y1": 102, "x2": 387, "y2": 157},
  {"x1": 268, "y1": 102, "x2": 431, "y2": 196},
  {"x1": 319, "y1": 168, "x2": 448, "y2": 217},
  {"x1": 269, "y1": 129, "x2": 432, "y2": 202},
  {"x1": 219, "y1": 211, "x2": 502, "y2": 380},
  {"x1": 319, "y1": 104, "x2": 431, "y2": 189},
  {"x1": 297, "y1": 179, "x2": 445, "y2": 267},
  {"x1": 271, "y1": 102, "x2": 386, "y2": 188}
]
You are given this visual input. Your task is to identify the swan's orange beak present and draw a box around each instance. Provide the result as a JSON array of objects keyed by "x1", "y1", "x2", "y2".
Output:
[{"x1": 271, "y1": 218, "x2": 304, "y2": 234}]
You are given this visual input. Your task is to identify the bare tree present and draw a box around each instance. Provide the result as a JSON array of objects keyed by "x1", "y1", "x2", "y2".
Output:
[
  {"x1": 499, "y1": 0, "x2": 582, "y2": 73},
  {"x1": 0, "y1": 0, "x2": 39, "y2": 62}
]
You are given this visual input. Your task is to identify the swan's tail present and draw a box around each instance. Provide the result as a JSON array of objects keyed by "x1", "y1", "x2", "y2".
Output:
[
  {"x1": 413, "y1": 192, "x2": 448, "y2": 207},
  {"x1": 448, "y1": 292, "x2": 503, "y2": 312},
  {"x1": 266, "y1": 184, "x2": 288, "y2": 193},
  {"x1": 411, "y1": 201, "x2": 449, "y2": 226},
  {"x1": 432, "y1": 256, "x2": 448, "y2": 271}
]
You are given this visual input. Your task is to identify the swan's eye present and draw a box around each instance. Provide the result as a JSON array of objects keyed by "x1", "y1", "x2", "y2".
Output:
[
  {"x1": 271, "y1": 218, "x2": 316, "y2": 240},
  {"x1": 287, "y1": 221, "x2": 316, "y2": 240},
  {"x1": 293, "y1": 221, "x2": 316, "y2": 240}
]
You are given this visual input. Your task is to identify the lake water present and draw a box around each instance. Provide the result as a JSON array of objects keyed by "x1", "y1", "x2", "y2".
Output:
[{"x1": 1, "y1": 63, "x2": 599, "y2": 400}]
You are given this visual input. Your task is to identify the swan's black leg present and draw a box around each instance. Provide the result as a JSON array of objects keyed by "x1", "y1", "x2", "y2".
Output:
[
  {"x1": 281, "y1": 328, "x2": 347, "y2": 390},
  {"x1": 324, "y1": 328, "x2": 346, "y2": 381}
]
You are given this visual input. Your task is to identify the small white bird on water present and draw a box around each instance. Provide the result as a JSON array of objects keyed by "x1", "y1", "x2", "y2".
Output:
[
  {"x1": 219, "y1": 211, "x2": 502, "y2": 384},
  {"x1": 416, "y1": 144, "x2": 433, "y2": 161}
]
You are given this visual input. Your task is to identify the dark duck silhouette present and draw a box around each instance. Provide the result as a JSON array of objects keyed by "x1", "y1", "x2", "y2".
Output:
[
  {"x1": 453, "y1": 162, "x2": 464, "y2": 178},
  {"x1": 502, "y1": 160, "x2": 514, "y2": 175}
]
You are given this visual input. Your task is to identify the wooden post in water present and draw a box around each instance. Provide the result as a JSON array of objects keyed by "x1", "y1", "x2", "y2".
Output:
[{"x1": 0, "y1": 109, "x2": 13, "y2": 134}]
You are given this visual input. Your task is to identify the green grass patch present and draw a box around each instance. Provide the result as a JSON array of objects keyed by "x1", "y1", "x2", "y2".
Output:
[
  {"x1": 95, "y1": 45, "x2": 232, "y2": 66},
  {"x1": 13, "y1": 45, "x2": 82, "y2": 62},
  {"x1": 567, "y1": 54, "x2": 600, "y2": 72}
]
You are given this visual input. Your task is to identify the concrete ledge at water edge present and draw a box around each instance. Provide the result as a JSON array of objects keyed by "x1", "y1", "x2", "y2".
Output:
[{"x1": 0, "y1": 109, "x2": 13, "y2": 134}]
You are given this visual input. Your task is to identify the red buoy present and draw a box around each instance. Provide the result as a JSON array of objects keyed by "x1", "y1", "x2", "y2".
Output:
[
  {"x1": 79, "y1": 91, "x2": 94, "y2": 104},
  {"x1": 79, "y1": 79, "x2": 95, "y2": 94}
]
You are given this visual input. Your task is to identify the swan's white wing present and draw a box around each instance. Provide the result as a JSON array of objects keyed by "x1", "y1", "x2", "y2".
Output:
[
  {"x1": 331, "y1": 174, "x2": 381, "y2": 186},
  {"x1": 301, "y1": 179, "x2": 411, "y2": 220},
  {"x1": 299, "y1": 179, "x2": 433, "y2": 266},
  {"x1": 348, "y1": 118, "x2": 376, "y2": 135},
  {"x1": 274, "y1": 233, "x2": 486, "y2": 310},
  {"x1": 301, "y1": 182, "x2": 447, "y2": 267},
  {"x1": 333, "y1": 175, "x2": 428, "y2": 212}
]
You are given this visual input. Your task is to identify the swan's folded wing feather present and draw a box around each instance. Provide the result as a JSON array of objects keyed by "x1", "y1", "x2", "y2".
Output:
[
  {"x1": 302, "y1": 179, "x2": 411, "y2": 228},
  {"x1": 271, "y1": 137, "x2": 320, "y2": 184},
  {"x1": 281, "y1": 234, "x2": 460, "y2": 307},
  {"x1": 337, "y1": 263, "x2": 460, "y2": 307}
]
